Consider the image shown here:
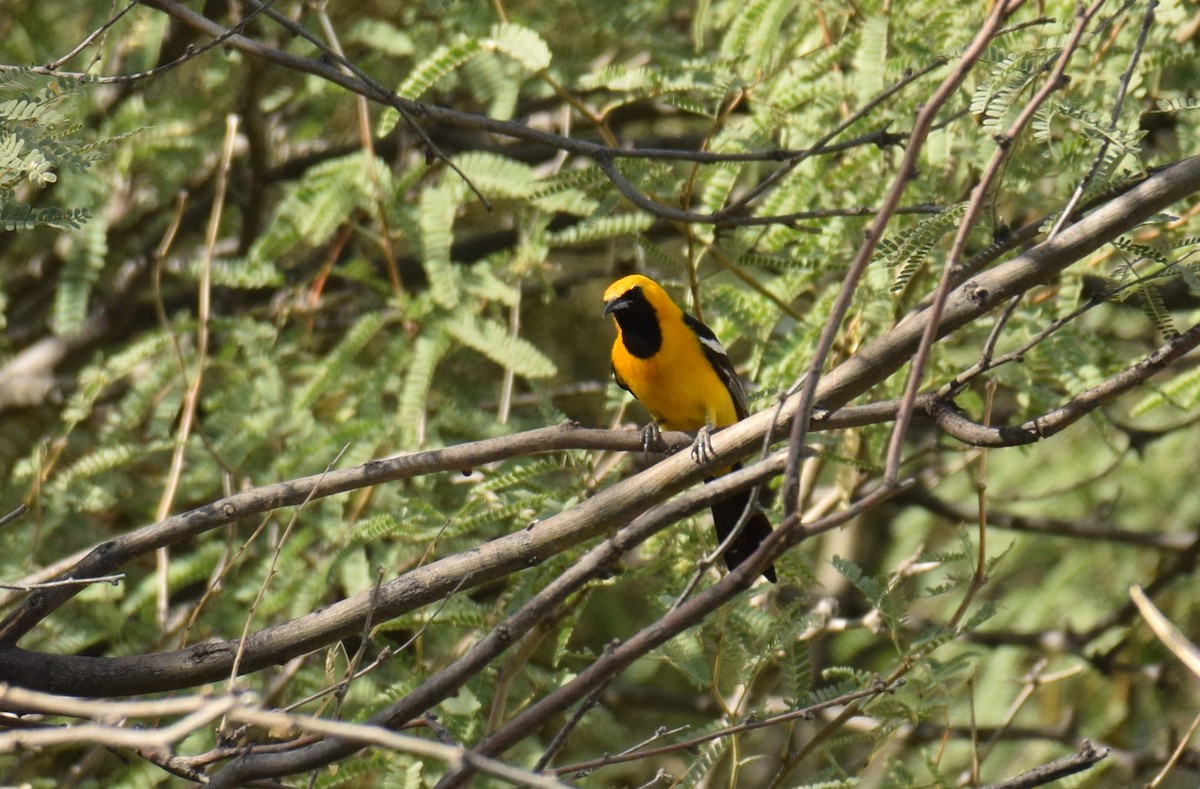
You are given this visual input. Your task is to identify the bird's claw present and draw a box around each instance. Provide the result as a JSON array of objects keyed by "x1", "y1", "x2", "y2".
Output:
[
  {"x1": 640, "y1": 422, "x2": 664, "y2": 457},
  {"x1": 690, "y1": 424, "x2": 715, "y2": 466}
]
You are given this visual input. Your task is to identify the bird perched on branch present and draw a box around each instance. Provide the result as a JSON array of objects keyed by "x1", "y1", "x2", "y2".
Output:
[{"x1": 602, "y1": 274, "x2": 776, "y2": 582}]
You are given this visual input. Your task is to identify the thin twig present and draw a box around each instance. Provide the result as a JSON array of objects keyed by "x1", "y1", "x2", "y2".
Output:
[
  {"x1": 15, "y1": 0, "x2": 277, "y2": 84},
  {"x1": 532, "y1": 682, "x2": 606, "y2": 772},
  {"x1": 313, "y1": 7, "x2": 405, "y2": 299},
  {"x1": 328, "y1": 565, "x2": 388, "y2": 722},
  {"x1": 0, "y1": 574, "x2": 123, "y2": 592},
  {"x1": 1049, "y1": 0, "x2": 1157, "y2": 238},
  {"x1": 43, "y1": 1, "x2": 140, "y2": 70},
  {"x1": 1147, "y1": 710, "x2": 1200, "y2": 789},
  {"x1": 226, "y1": 444, "x2": 350, "y2": 699},
  {"x1": 883, "y1": 0, "x2": 1107, "y2": 484},
  {"x1": 551, "y1": 679, "x2": 901, "y2": 778},
  {"x1": 781, "y1": 0, "x2": 1023, "y2": 513},
  {"x1": 153, "y1": 113, "x2": 235, "y2": 628},
  {"x1": 978, "y1": 740, "x2": 1108, "y2": 789},
  {"x1": 0, "y1": 505, "x2": 29, "y2": 529},
  {"x1": 284, "y1": 577, "x2": 465, "y2": 714}
]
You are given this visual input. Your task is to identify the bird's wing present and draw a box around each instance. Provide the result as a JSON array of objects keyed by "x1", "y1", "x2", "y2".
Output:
[{"x1": 682, "y1": 313, "x2": 750, "y2": 420}]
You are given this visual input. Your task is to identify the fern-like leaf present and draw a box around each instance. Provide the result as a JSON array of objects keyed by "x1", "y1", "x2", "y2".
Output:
[
  {"x1": 877, "y1": 202, "x2": 968, "y2": 293},
  {"x1": 1153, "y1": 97, "x2": 1200, "y2": 113},
  {"x1": 545, "y1": 213, "x2": 654, "y2": 246},
  {"x1": 295, "y1": 311, "x2": 388, "y2": 410},
  {"x1": 1132, "y1": 364, "x2": 1200, "y2": 416},
  {"x1": 378, "y1": 37, "x2": 482, "y2": 134},
  {"x1": 419, "y1": 183, "x2": 464, "y2": 308},
  {"x1": 451, "y1": 152, "x2": 536, "y2": 200},
  {"x1": 831, "y1": 555, "x2": 906, "y2": 634},
  {"x1": 720, "y1": 0, "x2": 794, "y2": 74},
  {"x1": 398, "y1": 333, "x2": 447, "y2": 447},
  {"x1": 444, "y1": 314, "x2": 556, "y2": 379},
  {"x1": 52, "y1": 217, "x2": 107, "y2": 336},
  {"x1": 485, "y1": 23, "x2": 552, "y2": 73},
  {"x1": 973, "y1": 48, "x2": 1059, "y2": 133},
  {"x1": 854, "y1": 13, "x2": 890, "y2": 92},
  {"x1": 1137, "y1": 282, "x2": 1176, "y2": 338}
]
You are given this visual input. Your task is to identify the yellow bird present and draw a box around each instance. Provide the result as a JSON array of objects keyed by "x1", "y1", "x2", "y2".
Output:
[{"x1": 603, "y1": 274, "x2": 776, "y2": 582}]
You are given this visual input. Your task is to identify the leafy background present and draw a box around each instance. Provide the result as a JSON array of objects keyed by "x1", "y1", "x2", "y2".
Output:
[{"x1": 2, "y1": 0, "x2": 1200, "y2": 787}]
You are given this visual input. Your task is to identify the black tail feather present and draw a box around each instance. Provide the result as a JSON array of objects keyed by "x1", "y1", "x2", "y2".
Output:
[{"x1": 709, "y1": 483, "x2": 777, "y2": 583}]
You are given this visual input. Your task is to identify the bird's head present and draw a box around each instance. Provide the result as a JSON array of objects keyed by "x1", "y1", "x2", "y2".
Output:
[
  {"x1": 602, "y1": 274, "x2": 669, "y2": 318},
  {"x1": 602, "y1": 275, "x2": 676, "y2": 358}
]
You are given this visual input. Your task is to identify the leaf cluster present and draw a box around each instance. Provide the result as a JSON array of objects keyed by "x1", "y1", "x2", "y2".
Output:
[{"x1": 2, "y1": 0, "x2": 1200, "y2": 787}]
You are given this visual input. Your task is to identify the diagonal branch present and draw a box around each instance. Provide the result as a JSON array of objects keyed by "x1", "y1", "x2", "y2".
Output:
[
  {"x1": 780, "y1": 0, "x2": 1027, "y2": 514},
  {"x1": 2, "y1": 154, "x2": 1198, "y2": 693},
  {"x1": 979, "y1": 740, "x2": 1108, "y2": 789},
  {"x1": 884, "y1": 0, "x2": 1109, "y2": 482}
]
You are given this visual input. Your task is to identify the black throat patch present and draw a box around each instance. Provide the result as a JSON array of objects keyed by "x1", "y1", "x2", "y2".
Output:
[{"x1": 612, "y1": 287, "x2": 662, "y2": 359}]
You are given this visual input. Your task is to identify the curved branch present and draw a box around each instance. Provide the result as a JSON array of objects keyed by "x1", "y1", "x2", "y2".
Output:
[
  {"x1": 204, "y1": 456, "x2": 791, "y2": 787},
  {"x1": 980, "y1": 740, "x2": 1108, "y2": 789},
  {"x1": 426, "y1": 483, "x2": 906, "y2": 789},
  {"x1": 815, "y1": 154, "x2": 1200, "y2": 409},
  {"x1": 924, "y1": 320, "x2": 1200, "y2": 447},
  {"x1": 128, "y1": 0, "x2": 926, "y2": 226},
  {"x1": 3, "y1": 154, "x2": 1199, "y2": 694},
  {"x1": 0, "y1": 424, "x2": 663, "y2": 647}
]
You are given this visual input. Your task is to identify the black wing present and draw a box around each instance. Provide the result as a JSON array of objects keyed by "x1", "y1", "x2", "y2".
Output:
[{"x1": 682, "y1": 312, "x2": 750, "y2": 420}]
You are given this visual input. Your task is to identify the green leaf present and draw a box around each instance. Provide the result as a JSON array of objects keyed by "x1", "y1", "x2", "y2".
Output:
[
  {"x1": 545, "y1": 213, "x2": 654, "y2": 246},
  {"x1": 419, "y1": 183, "x2": 463, "y2": 308},
  {"x1": 485, "y1": 23, "x2": 552, "y2": 73},
  {"x1": 877, "y1": 203, "x2": 968, "y2": 293},
  {"x1": 398, "y1": 333, "x2": 448, "y2": 446},
  {"x1": 1132, "y1": 364, "x2": 1200, "y2": 416},
  {"x1": 52, "y1": 216, "x2": 107, "y2": 336},
  {"x1": 451, "y1": 152, "x2": 536, "y2": 199},
  {"x1": 444, "y1": 314, "x2": 556, "y2": 379},
  {"x1": 378, "y1": 37, "x2": 482, "y2": 134}
]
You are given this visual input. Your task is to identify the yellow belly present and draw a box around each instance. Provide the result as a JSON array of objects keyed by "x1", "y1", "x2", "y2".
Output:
[{"x1": 614, "y1": 343, "x2": 739, "y2": 432}]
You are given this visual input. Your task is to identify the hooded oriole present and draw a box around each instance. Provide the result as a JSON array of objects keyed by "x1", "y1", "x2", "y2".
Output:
[{"x1": 603, "y1": 274, "x2": 776, "y2": 582}]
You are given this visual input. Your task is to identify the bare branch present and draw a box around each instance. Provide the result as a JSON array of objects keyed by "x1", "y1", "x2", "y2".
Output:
[
  {"x1": 925, "y1": 320, "x2": 1200, "y2": 446},
  {"x1": 0, "y1": 685, "x2": 572, "y2": 788},
  {"x1": 884, "y1": 0, "x2": 1108, "y2": 482},
  {"x1": 549, "y1": 679, "x2": 903, "y2": 778},
  {"x1": 2, "y1": 155, "x2": 1199, "y2": 697},
  {"x1": 781, "y1": 0, "x2": 1025, "y2": 514},
  {"x1": 0, "y1": 574, "x2": 123, "y2": 592},
  {"x1": 979, "y1": 740, "x2": 1108, "y2": 789}
]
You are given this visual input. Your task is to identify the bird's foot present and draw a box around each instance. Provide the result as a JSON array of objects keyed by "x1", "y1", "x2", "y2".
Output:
[
  {"x1": 640, "y1": 422, "x2": 664, "y2": 456},
  {"x1": 690, "y1": 424, "x2": 716, "y2": 466}
]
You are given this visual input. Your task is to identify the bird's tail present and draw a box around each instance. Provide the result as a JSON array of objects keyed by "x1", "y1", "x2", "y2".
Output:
[{"x1": 708, "y1": 468, "x2": 776, "y2": 583}]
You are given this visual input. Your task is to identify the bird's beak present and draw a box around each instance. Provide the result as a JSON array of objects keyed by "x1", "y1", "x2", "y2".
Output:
[{"x1": 603, "y1": 295, "x2": 629, "y2": 317}]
